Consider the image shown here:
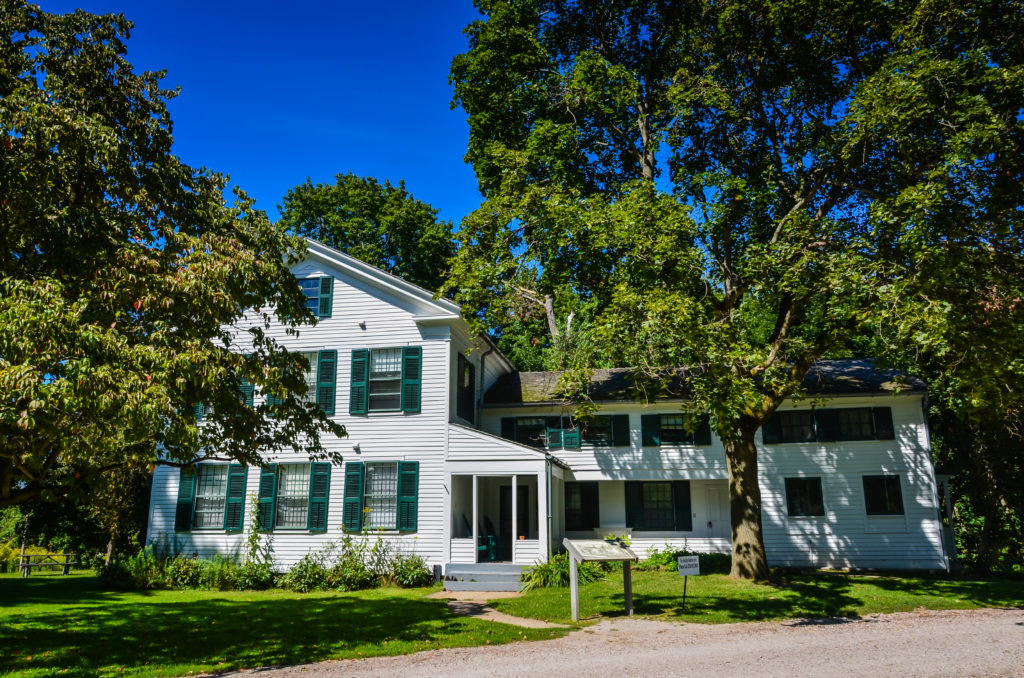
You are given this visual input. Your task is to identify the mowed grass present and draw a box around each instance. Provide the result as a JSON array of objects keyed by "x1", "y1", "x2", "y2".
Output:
[
  {"x1": 495, "y1": 567, "x2": 1024, "y2": 625},
  {"x1": 0, "y1": 572, "x2": 567, "y2": 678}
]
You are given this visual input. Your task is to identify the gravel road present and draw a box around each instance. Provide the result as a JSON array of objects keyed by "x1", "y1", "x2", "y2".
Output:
[{"x1": 230, "y1": 607, "x2": 1023, "y2": 677}]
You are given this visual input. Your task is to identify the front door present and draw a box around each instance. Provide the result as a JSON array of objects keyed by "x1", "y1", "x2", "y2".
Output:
[{"x1": 705, "y1": 485, "x2": 730, "y2": 540}]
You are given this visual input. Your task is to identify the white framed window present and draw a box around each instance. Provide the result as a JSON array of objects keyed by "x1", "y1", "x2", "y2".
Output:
[
  {"x1": 364, "y1": 462, "x2": 399, "y2": 529},
  {"x1": 193, "y1": 465, "x2": 228, "y2": 529},
  {"x1": 275, "y1": 463, "x2": 311, "y2": 528},
  {"x1": 368, "y1": 348, "x2": 403, "y2": 411}
]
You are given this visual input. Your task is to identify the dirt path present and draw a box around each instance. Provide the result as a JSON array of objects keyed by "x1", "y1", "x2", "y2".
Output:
[{"x1": 229, "y1": 607, "x2": 1024, "y2": 677}]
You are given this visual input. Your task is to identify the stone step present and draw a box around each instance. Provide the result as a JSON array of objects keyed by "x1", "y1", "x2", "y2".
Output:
[
  {"x1": 444, "y1": 579, "x2": 522, "y2": 592},
  {"x1": 444, "y1": 562, "x2": 527, "y2": 575},
  {"x1": 445, "y1": 571, "x2": 523, "y2": 584}
]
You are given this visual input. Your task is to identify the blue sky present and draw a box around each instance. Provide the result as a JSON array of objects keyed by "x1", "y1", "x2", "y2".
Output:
[{"x1": 41, "y1": 1, "x2": 485, "y2": 225}]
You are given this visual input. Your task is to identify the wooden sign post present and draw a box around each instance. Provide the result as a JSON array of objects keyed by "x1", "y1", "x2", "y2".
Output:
[
  {"x1": 563, "y1": 538, "x2": 638, "y2": 622},
  {"x1": 677, "y1": 555, "x2": 700, "y2": 609}
]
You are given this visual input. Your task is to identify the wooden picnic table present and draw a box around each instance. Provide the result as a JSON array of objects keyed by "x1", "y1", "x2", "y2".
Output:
[{"x1": 19, "y1": 552, "x2": 78, "y2": 576}]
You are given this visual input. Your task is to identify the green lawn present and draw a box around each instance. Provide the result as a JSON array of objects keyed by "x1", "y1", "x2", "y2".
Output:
[
  {"x1": 495, "y1": 566, "x2": 1024, "y2": 625},
  {"x1": 4, "y1": 570, "x2": 1021, "y2": 678},
  {"x1": 0, "y1": 572, "x2": 567, "y2": 678}
]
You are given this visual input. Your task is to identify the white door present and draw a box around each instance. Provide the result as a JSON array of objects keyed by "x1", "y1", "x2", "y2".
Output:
[{"x1": 705, "y1": 485, "x2": 730, "y2": 540}]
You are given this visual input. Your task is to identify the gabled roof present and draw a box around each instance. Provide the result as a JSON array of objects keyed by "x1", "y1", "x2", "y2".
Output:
[
  {"x1": 303, "y1": 238, "x2": 461, "y2": 317},
  {"x1": 484, "y1": 359, "x2": 926, "y2": 406},
  {"x1": 448, "y1": 422, "x2": 570, "y2": 468}
]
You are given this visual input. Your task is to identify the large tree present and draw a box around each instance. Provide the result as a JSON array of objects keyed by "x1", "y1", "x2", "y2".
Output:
[
  {"x1": 0, "y1": 2, "x2": 345, "y2": 508},
  {"x1": 278, "y1": 173, "x2": 456, "y2": 291},
  {"x1": 449, "y1": 0, "x2": 1024, "y2": 577}
]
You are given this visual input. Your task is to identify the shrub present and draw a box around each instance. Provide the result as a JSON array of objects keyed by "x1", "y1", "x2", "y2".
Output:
[
  {"x1": 636, "y1": 544, "x2": 731, "y2": 574},
  {"x1": 280, "y1": 553, "x2": 328, "y2": 592},
  {"x1": 390, "y1": 553, "x2": 433, "y2": 588},
  {"x1": 199, "y1": 554, "x2": 239, "y2": 591},
  {"x1": 520, "y1": 552, "x2": 605, "y2": 591},
  {"x1": 234, "y1": 561, "x2": 275, "y2": 591},
  {"x1": 101, "y1": 546, "x2": 166, "y2": 589},
  {"x1": 166, "y1": 555, "x2": 204, "y2": 589},
  {"x1": 325, "y1": 554, "x2": 376, "y2": 591}
]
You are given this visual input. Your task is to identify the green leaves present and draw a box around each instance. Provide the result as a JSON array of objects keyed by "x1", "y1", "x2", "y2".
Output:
[{"x1": 0, "y1": 2, "x2": 344, "y2": 508}]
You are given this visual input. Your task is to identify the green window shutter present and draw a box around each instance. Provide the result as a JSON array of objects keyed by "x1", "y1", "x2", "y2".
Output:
[
  {"x1": 611, "y1": 415, "x2": 630, "y2": 447},
  {"x1": 673, "y1": 480, "x2": 692, "y2": 531},
  {"x1": 641, "y1": 414, "x2": 661, "y2": 447},
  {"x1": 343, "y1": 462, "x2": 365, "y2": 531},
  {"x1": 545, "y1": 416, "x2": 562, "y2": 448},
  {"x1": 174, "y1": 467, "x2": 197, "y2": 531},
  {"x1": 562, "y1": 422, "x2": 581, "y2": 449},
  {"x1": 397, "y1": 460, "x2": 419, "y2": 532},
  {"x1": 318, "y1": 277, "x2": 334, "y2": 319},
  {"x1": 239, "y1": 379, "x2": 255, "y2": 408},
  {"x1": 308, "y1": 462, "x2": 331, "y2": 532},
  {"x1": 624, "y1": 481, "x2": 643, "y2": 530},
  {"x1": 872, "y1": 407, "x2": 895, "y2": 440},
  {"x1": 317, "y1": 350, "x2": 337, "y2": 415},
  {"x1": 401, "y1": 346, "x2": 422, "y2": 413},
  {"x1": 501, "y1": 417, "x2": 516, "y2": 441},
  {"x1": 224, "y1": 464, "x2": 248, "y2": 531},
  {"x1": 349, "y1": 348, "x2": 369, "y2": 415},
  {"x1": 192, "y1": 403, "x2": 205, "y2": 421},
  {"x1": 693, "y1": 414, "x2": 712, "y2": 446},
  {"x1": 257, "y1": 465, "x2": 278, "y2": 532},
  {"x1": 762, "y1": 414, "x2": 782, "y2": 445},
  {"x1": 816, "y1": 409, "x2": 840, "y2": 442}
]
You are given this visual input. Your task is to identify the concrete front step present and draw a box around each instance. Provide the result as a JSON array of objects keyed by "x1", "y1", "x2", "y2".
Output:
[{"x1": 443, "y1": 563, "x2": 528, "y2": 592}]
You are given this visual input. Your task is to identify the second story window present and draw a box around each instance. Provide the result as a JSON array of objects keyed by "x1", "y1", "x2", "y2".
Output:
[
  {"x1": 300, "y1": 276, "x2": 334, "y2": 319},
  {"x1": 456, "y1": 353, "x2": 476, "y2": 422},
  {"x1": 641, "y1": 414, "x2": 713, "y2": 447},
  {"x1": 762, "y1": 407, "x2": 895, "y2": 444},
  {"x1": 349, "y1": 346, "x2": 422, "y2": 414}
]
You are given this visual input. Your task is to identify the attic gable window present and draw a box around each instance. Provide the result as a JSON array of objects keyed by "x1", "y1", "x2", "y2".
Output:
[{"x1": 300, "y1": 276, "x2": 334, "y2": 319}]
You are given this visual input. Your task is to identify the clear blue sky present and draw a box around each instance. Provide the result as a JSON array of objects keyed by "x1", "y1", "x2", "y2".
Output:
[{"x1": 41, "y1": 1, "x2": 485, "y2": 225}]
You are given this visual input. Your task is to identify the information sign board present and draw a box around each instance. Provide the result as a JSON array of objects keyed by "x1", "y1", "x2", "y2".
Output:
[{"x1": 678, "y1": 555, "x2": 700, "y2": 576}]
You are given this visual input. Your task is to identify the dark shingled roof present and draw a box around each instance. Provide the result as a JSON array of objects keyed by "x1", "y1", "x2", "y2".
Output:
[{"x1": 483, "y1": 359, "x2": 926, "y2": 405}]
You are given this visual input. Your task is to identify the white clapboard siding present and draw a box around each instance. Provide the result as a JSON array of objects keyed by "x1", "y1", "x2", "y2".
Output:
[
  {"x1": 482, "y1": 395, "x2": 946, "y2": 570},
  {"x1": 147, "y1": 245, "x2": 457, "y2": 569}
]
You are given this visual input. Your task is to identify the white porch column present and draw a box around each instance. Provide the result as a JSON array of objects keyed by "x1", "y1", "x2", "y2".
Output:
[
  {"x1": 472, "y1": 475, "x2": 479, "y2": 562},
  {"x1": 511, "y1": 475, "x2": 518, "y2": 559},
  {"x1": 538, "y1": 466, "x2": 549, "y2": 561}
]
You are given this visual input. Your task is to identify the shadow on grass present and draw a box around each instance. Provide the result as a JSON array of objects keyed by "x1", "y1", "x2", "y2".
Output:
[
  {"x1": 596, "y1": 572, "x2": 1023, "y2": 623},
  {"x1": 0, "y1": 578, "x2": 504, "y2": 677}
]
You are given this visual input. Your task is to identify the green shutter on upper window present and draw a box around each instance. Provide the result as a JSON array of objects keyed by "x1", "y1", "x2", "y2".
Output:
[
  {"x1": 318, "y1": 276, "x2": 333, "y2": 318},
  {"x1": 257, "y1": 465, "x2": 278, "y2": 532},
  {"x1": 342, "y1": 462, "x2": 365, "y2": 532},
  {"x1": 612, "y1": 415, "x2": 630, "y2": 447},
  {"x1": 349, "y1": 348, "x2": 368, "y2": 415},
  {"x1": 239, "y1": 379, "x2": 255, "y2": 408},
  {"x1": 317, "y1": 350, "x2": 337, "y2": 415},
  {"x1": 562, "y1": 421, "x2": 581, "y2": 449},
  {"x1": 401, "y1": 346, "x2": 422, "y2": 413},
  {"x1": 192, "y1": 403, "x2": 205, "y2": 421},
  {"x1": 546, "y1": 424, "x2": 563, "y2": 449},
  {"x1": 872, "y1": 407, "x2": 895, "y2": 440},
  {"x1": 397, "y1": 461, "x2": 419, "y2": 532},
  {"x1": 693, "y1": 415, "x2": 712, "y2": 446},
  {"x1": 174, "y1": 467, "x2": 197, "y2": 531},
  {"x1": 641, "y1": 414, "x2": 660, "y2": 447},
  {"x1": 307, "y1": 462, "x2": 331, "y2": 532},
  {"x1": 223, "y1": 464, "x2": 248, "y2": 531},
  {"x1": 761, "y1": 414, "x2": 782, "y2": 444}
]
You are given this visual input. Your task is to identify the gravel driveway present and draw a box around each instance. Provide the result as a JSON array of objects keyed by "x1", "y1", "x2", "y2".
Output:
[{"x1": 230, "y1": 607, "x2": 1023, "y2": 677}]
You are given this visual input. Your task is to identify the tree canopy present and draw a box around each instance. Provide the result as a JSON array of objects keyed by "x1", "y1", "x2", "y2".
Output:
[
  {"x1": 449, "y1": 0, "x2": 1024, "y2": 577},
  {"x1": 278, "y1": 173, "x2": 456, "y2": 291},
  {"x1": 0, "y1": 1, "x2": 345, "y2": 508}
]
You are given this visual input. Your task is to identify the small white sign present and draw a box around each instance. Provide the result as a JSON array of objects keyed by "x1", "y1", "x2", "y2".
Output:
[{"x1": 678, "y1": 555, "x2": 700, "y2": 576}]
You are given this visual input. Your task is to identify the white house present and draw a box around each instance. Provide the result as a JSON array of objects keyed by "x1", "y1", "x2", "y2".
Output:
[{"x1": 146, "y1": 240, "x2": 950, "y2": 585}]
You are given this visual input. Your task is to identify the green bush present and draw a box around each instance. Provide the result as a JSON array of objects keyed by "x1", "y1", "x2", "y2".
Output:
[
  {"x1": 280, "y1": 553, "x2": 327, "y2": 592},
  {"x1": 199, "y1": 555, "x2": 239, "y2": 591},
  {"x1": 636, "y1": 544, "x2": 731, "y2": 574},
  {"x1": 101, "y1": 546, "x2": 166, "y2": 589},
  {"x1": 325, "y1": 554, "x2": 376, "y2": 591},
  {"x1": 165, "y1": 555, "x2": 203, "y2": 589},
  {"x1": 234, "y1": 561, "x2": 275, "y2": 590},
  {"x1": 520, "y1": 552, "x2": 605, "y2": 591},
  {"x1": 390, "y1": 553, "x2": 433, "y2": 588}
]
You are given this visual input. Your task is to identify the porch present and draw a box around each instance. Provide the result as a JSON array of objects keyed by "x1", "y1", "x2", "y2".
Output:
[{"x1": 449, "y1": 473, "x2": 544, "y2": 565}]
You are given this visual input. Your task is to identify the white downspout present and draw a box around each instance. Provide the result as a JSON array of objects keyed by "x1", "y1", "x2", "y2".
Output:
[{"x1": 546, "y1": 459, "x2": 553, "y2": 561}]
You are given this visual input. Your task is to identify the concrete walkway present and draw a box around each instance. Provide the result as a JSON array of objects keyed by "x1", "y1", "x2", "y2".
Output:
[{"x1": 425, "y1": 590, "x2": 568, "y2": 629}]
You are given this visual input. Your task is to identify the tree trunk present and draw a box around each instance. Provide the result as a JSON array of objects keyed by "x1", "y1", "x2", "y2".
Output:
[
  {"x1": 104, "y1": 532, "x2": 116, "y2": 567},
  {"x1": 722, "y1": 422, "x2": 770, "y2": 579}
]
